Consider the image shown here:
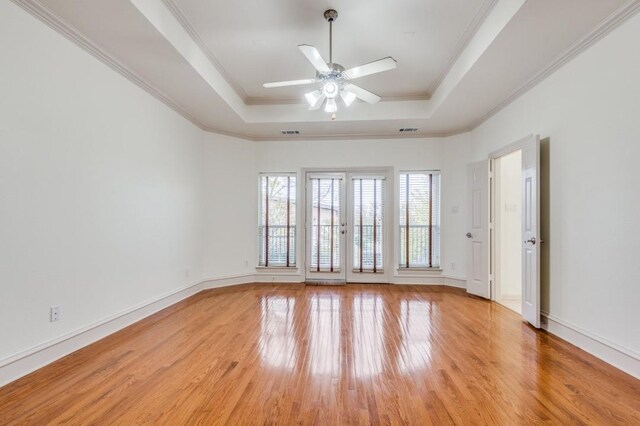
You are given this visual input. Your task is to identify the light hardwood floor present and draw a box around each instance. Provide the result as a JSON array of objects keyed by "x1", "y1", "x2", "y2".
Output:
[{"x1": 1, "y1": 284, "x2": 639, "y2": 425}]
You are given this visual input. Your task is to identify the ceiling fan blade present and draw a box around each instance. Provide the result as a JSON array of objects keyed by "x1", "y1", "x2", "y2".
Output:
[
  {"x1": 263, "y1": 78, "x2": 317, "y2": 88},
  {"x1": 343, "y1": 84, "x2": 381, "y2": 104},
  {"x1": 343, "y1": 57, "x2": 397, "y2": 80},
  {"x1": 298, "y1": 45, "x2": 331, "y2": 73}
]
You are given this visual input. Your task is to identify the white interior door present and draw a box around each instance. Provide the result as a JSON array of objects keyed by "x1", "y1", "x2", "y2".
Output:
[
  {"x1": 306, "y1": 173, "x2": 346, "y2": 282},
  {"x1": 467, "y1": 160, "x2": 490, "y2": 298},
  {"x1": 521, "y1": 136, "x2": 541, "y2": 327}
]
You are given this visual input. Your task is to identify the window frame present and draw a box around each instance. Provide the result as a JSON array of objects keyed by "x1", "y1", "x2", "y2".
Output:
[
  {"x1": 397, "y1": 170, "x2": 441, "y2": 270},
  {"x1": 257, "y1": 172, "x2": 298, "y2": 268}
]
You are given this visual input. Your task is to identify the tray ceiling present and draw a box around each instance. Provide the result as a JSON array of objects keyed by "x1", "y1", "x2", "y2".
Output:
[{"x1": 15, "y1": 0, "x2": 637, "y2": 139}]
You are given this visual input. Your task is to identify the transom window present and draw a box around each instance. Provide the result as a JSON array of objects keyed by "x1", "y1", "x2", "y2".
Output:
[
  {"x1": 258, "y1": 174, "x2": 296, "y2": 267},
  {"x1": 399, "y1": 172, "x2": 441, "y2": 268}
]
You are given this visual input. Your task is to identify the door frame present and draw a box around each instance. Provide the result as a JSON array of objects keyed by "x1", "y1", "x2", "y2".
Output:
[
  {"x1": 302, "y1": 167, "x2": 392, "y2": 283},
  {"x1": 305, "y1": 172, "x2": 347, "y2": 281},
  {"x1": 488, "y1": 135, "x2": 541, "y2": 326}
]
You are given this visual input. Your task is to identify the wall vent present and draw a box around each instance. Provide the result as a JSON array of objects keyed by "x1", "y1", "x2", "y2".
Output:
[
  {"x1": 281, "y1": 130, "x2": 300, "y2": 135},
  {"x1": 399, "y1": 128, "x2": 418, "y2": 132}
]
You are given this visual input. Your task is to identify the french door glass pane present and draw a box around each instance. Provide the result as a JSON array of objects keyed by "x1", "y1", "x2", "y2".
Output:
[
  {"x1": 310, "y1": 178, "x2": 341, "y2": 271},
  {"x1": 353, "y1": 178, "x2": 384, "y2": 272}
]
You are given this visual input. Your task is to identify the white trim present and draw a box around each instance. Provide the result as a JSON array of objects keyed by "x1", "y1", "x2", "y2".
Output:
[
  {"x1": 469, "y1": 0, "x2": 640, "y2": 131},
  {"x1": 0, "y1": 273, "x2": 257, "y2": 387},
  {"x1": 254, "y1": 274, "x2": 304, "y2": 283},
  {"x1": 201, "y1": 273, "x2": 256, "y2": 289},
  {"x1": 0, "y1": 279, "x2": 204, "y2": 387},
  {"x1": 10, "y1": 0, "x2": 640, "y2": 141},
  {"x1": 252, "y1": 272, "x2": 466, "y2": 287},
  {"x1": 443, "y1": 276, "x2": 467, "y2": 288},
  {"x1": 542, "y1": 312, "x2": 640, "y2": 379}
]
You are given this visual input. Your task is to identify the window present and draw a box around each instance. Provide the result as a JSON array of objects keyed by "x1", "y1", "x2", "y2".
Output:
[
  {"x1": 258, "y1": 174, "x2": 296, "y2": 267},
  {"x1": 399, "y1": 172, "x2": 441, "y2": 268}
]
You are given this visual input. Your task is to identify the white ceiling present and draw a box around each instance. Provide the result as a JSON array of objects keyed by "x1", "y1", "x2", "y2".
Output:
[
  {"x1": 27, "y1": 0, "x2": 636, "y2": 139},
  {"x1": 172, "y1": 0, "x2": 493, "y2": 101}
]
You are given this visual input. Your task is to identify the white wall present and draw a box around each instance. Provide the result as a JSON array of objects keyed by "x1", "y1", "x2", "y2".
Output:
[
  {"x1": 255, "y1": 136, "x2": 470, "y2": 282},
  {"x1": 0, "y1": 2, "x2": 204, "y2": 362},
  {"x1": 495, "y1": 150, "x2": 522, "y2": 298},
  {"x1": 470, "y1": 12, "x2": 640, "y2": 356},
  {"x1": 4, "y1": 0, "x2": 640, "y2": 383},
  {"x1": 201, "y1": 133, "x2": 257, "y2": 280}
]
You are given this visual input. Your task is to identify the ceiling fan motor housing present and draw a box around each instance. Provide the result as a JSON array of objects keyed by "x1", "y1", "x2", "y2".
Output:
[{"x1": 324, "y1": 9, "x2": 338, "y2": 22}]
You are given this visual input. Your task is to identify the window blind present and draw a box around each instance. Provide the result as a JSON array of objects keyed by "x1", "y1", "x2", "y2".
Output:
[
  {"x1": 353, "y1": 177, "x2": 384, "y2": 272},
  {"x1": 258, "y1": 174, "x2": 296, "y2": 267},
  {"x1": 399, "y1": 172, "x2": 441, "y2": 268},
  {"x1": 309, "y1": 177, "x2": 341, "y2": 271}
]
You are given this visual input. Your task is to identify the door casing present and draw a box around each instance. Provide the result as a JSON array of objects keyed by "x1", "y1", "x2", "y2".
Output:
[
  {"x1": 302, "y1": 167, "x2": 392, "y2": 283},
  {"x1": 488, "y1": 135, "x2": 541, "y2": 327}
]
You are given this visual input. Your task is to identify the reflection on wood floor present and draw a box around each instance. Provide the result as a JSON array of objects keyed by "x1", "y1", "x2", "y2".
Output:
[{"x1": 1, "y1": 284, "x2": 639, "y2": 424}]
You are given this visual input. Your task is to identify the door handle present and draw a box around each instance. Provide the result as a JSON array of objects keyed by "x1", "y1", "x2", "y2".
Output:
[
  {"x1": 524, "y1": 237, "x2": 536, "y2": 245},
  {"x1": 466, "y1": 232, "x2": 472, "y2": 239}
]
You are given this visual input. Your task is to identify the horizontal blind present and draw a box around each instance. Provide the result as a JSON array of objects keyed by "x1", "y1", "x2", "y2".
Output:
[
  {"x1": 353, "y1": 178, "x2": 384, "y2": 272},
  {"x1": 258, "y1": 174, "x2": 296, "y2": 267},
  {"x1": 310, "y1": 177, "x2": 341, "y2": 271},
  {"x1": 399, "y1": 172, "x2": 441, "y2": 268}
]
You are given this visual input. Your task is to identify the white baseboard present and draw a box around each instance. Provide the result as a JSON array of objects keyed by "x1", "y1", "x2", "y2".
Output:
[
  {"x1": 542, "y1": 312, "x2": 640, "y2": 380},
  {"x1": 443, "y1": 276, "x2": 467, "y2": 288},
  {"x1": 391, "y1": 274, "x2": 466, "y2": 288},
  {"x1": 0, "y1": 272, "x2": 467, "y2": 388},
  {"x1": 253, "y1": 273, "x2": 304, "y2": 283},
  {"x1": 252, "y1": 271, "x2": 467, "y2": 287},
  {"x1": 201, "y1": 273, "x2": 256, "y2": 289},
  {"x1": 0, "y1": 279, "x2": 206, "y2": 388},
  {"x1": 5, "y1": 276, "x2": 636, "y2": 391}
]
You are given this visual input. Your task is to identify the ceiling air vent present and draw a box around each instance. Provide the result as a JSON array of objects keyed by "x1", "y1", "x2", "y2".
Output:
[
  {"x1": 399, "y1": 128, "x2": 418, "y2": 133},
  {"x1": 281, "y1": 130, "x2": 300, "y2": 135}
]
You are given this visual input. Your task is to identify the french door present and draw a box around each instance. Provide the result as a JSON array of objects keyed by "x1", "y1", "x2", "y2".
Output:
[
  {"x1": 306, "y1": 173, "x2": 346, "y2": 281},
  {"x1": 305, "y1": 171, "x2": 389, "y2": 283}
]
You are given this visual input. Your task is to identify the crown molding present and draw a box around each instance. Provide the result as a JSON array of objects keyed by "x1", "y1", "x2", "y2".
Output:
[
  {"x1": 468, "y1": 0, "x2": 640, "y2": 132},
  {"x1": 9, "y1": 0, "x2": 210, "y2": 133},
  {"x1": 249, "y1": 129, "x2": 471, "y2": 142},
  {"x1": 162, "y1": 0, "x2": 488, "y2": 107},
  {"x1": 201, "y1": 127, "x2": 470, "y2": 143},
  {"x1": 427, "y1": 0, "x2": 498, "y2": 96},
  {"x1": 5, "y1": 0, "x2": 463, "y2": 143},
  {"x1": 244, "y1": 93, "x2": 432, "y2": 106},
  {"x1": 161, "y1": 0, "x2": 249, "y2": 102},
  {"x1": 9, "y1": 0, "x2": 640, "y2": 142}
]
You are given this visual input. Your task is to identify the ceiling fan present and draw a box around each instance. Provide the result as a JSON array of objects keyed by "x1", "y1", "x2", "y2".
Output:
[{"x1": 262, "y1": 9, "x2": 397, "y2": 114}]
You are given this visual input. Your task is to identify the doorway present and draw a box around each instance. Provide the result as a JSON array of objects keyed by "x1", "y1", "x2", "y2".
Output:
[
  {"x1": 492, "y1": 150, "x2": 523, "y2": 313},
  {"x1": 304, "y1": 170, "x2": 390, "y2": 284}
]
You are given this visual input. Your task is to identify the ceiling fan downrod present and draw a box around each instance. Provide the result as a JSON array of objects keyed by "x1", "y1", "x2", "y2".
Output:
[{"x1": 324, "y1": 9, "x2": 338, "y2": 65}]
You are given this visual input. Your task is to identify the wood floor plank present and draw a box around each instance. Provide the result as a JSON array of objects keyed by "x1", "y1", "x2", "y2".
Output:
[{"x1": 1, "y1": 283, "x2": 639, "y2": 425}]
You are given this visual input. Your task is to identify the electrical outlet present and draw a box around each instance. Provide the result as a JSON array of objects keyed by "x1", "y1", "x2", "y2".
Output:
[
  {"x1": 450, "y1": 262, "x2": 456, "y2": 271},
  {"x1": 244, "y1": 260, "x2": 249, "y2": 267},
  {"x1": 50, "y1": 306, "x2": 61, "y2": 322},
  {"x1": 185, "y1": 268, "x2": 190, "y2": 278}
]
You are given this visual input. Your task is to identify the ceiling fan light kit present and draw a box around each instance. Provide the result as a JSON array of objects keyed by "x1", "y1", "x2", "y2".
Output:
[{"x1": 263, "y1": 9, "x2": 397, "y2": 117}]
